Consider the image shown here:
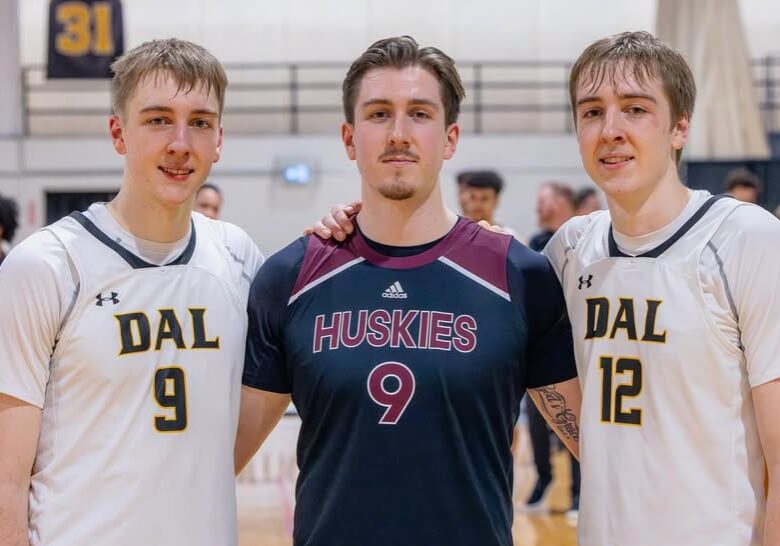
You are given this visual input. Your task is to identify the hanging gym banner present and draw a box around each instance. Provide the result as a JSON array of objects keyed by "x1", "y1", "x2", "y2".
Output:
[{"x1": 47, "y1": 0, "x2": 124, "y2": 78}]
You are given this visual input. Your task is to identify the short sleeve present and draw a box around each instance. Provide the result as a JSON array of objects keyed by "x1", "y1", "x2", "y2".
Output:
[
  {"x1": 226, "y1": 222, "x2": 265, "y2": 279},
  {"x1": 542, "y1": 213, "x2": 595, "y2": 282},
  {"x1": 242, "y1": 238, "x2": 306, "y2": 393},
  {"x1": 507, "y1": 239, "x2": 577, "y2": 389},
  {"x1": 0, "y1": 231, "x2": 73, "y2": 407},
  {"x1": 717, "y1": 206, "x2": 780, "y2": 388},
  {"x1": 211, "y1": 219, "x2": 265, "y2": 283}
]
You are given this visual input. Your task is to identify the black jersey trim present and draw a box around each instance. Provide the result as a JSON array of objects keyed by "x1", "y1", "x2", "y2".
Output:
[
  {"x1": 608, "y1": 194, "x2": 731, "y2": 258},
  {"x1": 69, "y1": 211, "x2": 197, "y2": 269}
]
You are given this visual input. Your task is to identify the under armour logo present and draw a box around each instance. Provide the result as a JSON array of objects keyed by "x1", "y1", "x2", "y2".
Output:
[
  {"x1": 578, "y1": 275, "x2": 593, "y2": 289},
  {"x1": 96, "y1": 292, "x2": 120, "y2": 306}
]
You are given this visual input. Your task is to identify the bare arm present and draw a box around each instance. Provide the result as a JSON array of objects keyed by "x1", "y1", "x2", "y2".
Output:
[
  {"x1": 526, "y1": 377, "x2": 581, "y2": 459},
  {"x1": 234, "y1": 386, "x2": 292, "y2": 474},
  {"x1": 753, "y1": 378, "x2": 780, "y2": 546},
  {"x1": 0, "y1": 394, "x2": 41, "y2": 546}
]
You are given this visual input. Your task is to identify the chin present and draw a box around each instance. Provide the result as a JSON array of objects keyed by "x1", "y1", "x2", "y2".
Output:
[
  {"x1": 156, "y1": 188, "x2": 196, "y2": 208},
  {"x1": 378, "y1": 181, "x2": 416, "y2": 201}
]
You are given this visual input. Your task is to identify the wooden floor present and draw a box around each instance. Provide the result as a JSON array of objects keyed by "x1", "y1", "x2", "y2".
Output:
[{"x1": 237, "y1": 418, "x2": 577, "y2": 546}]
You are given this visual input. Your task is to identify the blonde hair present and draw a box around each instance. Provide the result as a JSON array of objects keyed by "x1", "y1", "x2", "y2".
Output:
[{"x1": 110, "y1": 38, "x2": 228, "y2": 117}]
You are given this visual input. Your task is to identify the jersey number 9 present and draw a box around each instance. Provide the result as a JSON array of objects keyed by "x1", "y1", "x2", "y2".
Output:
[
  {"x1": 367, "y1": 362, "x2": 415, "y2": 425},
  {"x1": 153, "y1": 367, "x2": 188, "y2": 432}
]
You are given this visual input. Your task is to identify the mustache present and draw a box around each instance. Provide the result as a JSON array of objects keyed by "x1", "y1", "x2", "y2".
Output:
[{"x1": 379, "y1": 148, "x2": 419, "y2": 161}]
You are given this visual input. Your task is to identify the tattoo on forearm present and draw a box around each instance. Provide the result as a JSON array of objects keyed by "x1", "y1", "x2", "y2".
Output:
[{"x1": 533, "y1": 385, "x2": 579, "y2": 443}]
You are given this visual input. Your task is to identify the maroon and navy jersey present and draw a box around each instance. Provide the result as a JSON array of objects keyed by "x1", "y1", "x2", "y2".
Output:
[{"x1": 243, "y1": 218, "x2": 576, "y2": 546}]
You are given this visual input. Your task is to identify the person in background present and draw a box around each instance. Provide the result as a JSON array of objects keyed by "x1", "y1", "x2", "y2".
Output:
[
  {"x1": 0, "y1": 193, "x2": 19, "y2": 266},
  {"x1": 194, "y1": 182, "x2": 223, "y2": 219},
  {"x1": 456, "y1": 170, "x2": 519, "y2": 237},
  {"x1": 523, "y1": 180, "x2": 580, "y2": 520},
  {"x1": 456, "y1": 170, "x2": 501, "y2": 224},
  {"x1": 573, "y1": 186, "x2": 603, "y2": 216},
  {"x1": 528, "y1": 181, "x2": 575, "y2": 250},
  {"x1": 724, "y1": 167, "x2": 762, "y2": 204}
]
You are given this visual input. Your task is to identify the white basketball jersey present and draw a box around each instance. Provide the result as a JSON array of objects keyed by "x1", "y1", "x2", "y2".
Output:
[
  {"x1": 556, "y1": 196, "x2": 764, "y2": 546},
  {"x1": 29, "y1": 212, "x2": 254, "y2": 546}
]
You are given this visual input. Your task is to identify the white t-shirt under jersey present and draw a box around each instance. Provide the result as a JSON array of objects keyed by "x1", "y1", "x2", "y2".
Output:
[
  {"x1": 544, "y1": 190, "x2": 780, "y2": 546},
  {"x1": 0, "y1": 204, "x2": 264, "y2": 546}
]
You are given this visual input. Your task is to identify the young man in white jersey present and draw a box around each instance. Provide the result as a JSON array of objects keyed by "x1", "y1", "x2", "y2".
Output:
[
  {"x1": 315, "y1": 30, "x2": 780, "y2": 546},
  {"x1": 0, "y1": 39, "x2": 263, "y2": 546},
  {"x1": 545, "y1": 31, "x2": 780, "y2": 546}
]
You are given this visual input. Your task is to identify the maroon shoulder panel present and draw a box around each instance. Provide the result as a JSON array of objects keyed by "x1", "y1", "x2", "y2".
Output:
[
  {"x1": 442, "y1": 221, "x2": 512, "y2": 294},
  {"x1": 291, "y1": 236, "x2": 361, "y2": 297}
]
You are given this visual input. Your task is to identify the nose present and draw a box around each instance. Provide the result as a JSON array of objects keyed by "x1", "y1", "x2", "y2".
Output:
[
  {"x1": 388, "y1": 115, "x2": 411, "y2": 148},
  {"x1": 167, "y1": 122, "x2": 191, "y2": 157},
  {"x1": 600, "y1": 108, "x2": 626, "y2": 143}
]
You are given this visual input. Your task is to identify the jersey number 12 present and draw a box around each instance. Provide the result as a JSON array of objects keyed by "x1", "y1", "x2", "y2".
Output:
[{"x1": 599, "y1": 356, "x2": 642, "y2": 426}]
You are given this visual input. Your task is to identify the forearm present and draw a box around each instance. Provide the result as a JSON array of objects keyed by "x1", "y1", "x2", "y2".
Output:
[
  {"x1": 764, "y1": 467, "x2": 780, "y2": 546},
  {"x1": 235, "y1": 430, "x2": 265, "y2": 475},
  {"x1": 0, "y1": 396, "x2": 40, "y2": 546},
  {"x1": 234, "y1": 388, "x2": 290, "y2": 474},
  {"x1": 0, "y1": 483, "x2": 30, "y2": 546},
  {"x1": 753, "y1": 379, "x2": 780, "y2": 546},
  {"x1": 528, "y1": 378, "x2": 581, "y2": 459}
]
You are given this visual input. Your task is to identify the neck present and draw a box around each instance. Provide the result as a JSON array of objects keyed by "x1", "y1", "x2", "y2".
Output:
[
  {"x1": 357, "y1": 183, "x2": 457, "y2": 245},
  {"x1": 109, "y1": 183, "x2": 193, "y2": 243},
  {"x1": 606, "y1": 166, "x2": 690, "y2": 237}
]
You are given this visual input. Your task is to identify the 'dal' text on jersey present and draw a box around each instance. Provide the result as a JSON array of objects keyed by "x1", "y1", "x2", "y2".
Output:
[
  {"x1": 115, "y1": 308, "x2": 221, "y2": 355},
  {"x1": 585, "y1": 297, "x2": 667, "y2": 343}
]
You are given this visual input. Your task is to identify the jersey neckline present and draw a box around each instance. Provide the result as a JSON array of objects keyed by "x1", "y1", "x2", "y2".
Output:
[
  {"x1": 69, "y1": 211, "x2": 197, "y2": 268},
  {"x1": 349, "y1": 217, "x2": 469, "y2": 269},
  {"x1": 607, "y1": 194, "x2": 730, "y2": 258}
]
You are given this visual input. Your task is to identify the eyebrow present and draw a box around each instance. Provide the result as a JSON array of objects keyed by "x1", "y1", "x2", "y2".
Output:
[
  {"x1": 138, "y1": 105, "x2": 219, "y2": 116},
  {"x1": 360, "y1": 98, "x2": 440, "y2": 109},
  {"x1": 576, "y1": 93, "x2": 658, "y2": 107}
]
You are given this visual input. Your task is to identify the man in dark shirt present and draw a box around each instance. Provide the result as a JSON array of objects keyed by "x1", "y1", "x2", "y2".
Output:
[
  {"x1": 527, "y1": 181, "x2": 575, "y2": 251},
  {"x1": 235, "y1": 36, "x2": 580, "y2": 546},
  {"x1": 524, "y1": 181, "x2": 579, "y2": 518}
]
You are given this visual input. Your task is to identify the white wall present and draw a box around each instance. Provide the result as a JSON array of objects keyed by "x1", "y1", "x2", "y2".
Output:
[
  {"x1": 1, "y1": 133, "x2": 590, "y2": 254},
  {"x1": 17, "y1": 0, "x2": 780, "y2": 66}
]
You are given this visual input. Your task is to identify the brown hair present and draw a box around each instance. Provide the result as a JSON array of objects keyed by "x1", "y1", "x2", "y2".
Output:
[
  {"x1": 458, "y1": 170, "x2": 504, "y2": 194},
  {"x1": 724, "y1": 167, "x2": 762, "y2": 193},
  {"x1": 541, "y1": 181, "x2": 576, "y2": 209},
  {"x1": 110, "y1": 38, "x2": 228, "y2": 117},
  {"x1": 342, "y1": 35, "x2": 465, "y2": 125},
  {"x1": 569, "y1": 31, "x2": 696, "y2": 164}
]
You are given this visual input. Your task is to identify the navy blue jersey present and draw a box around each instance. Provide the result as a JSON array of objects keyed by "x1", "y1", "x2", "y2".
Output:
[{"x1": 244, "y1": 218, "x2": 576, "y2": 546}]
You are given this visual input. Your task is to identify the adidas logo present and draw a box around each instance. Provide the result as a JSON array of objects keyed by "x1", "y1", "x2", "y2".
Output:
[{"x1": 382, "y1": 281, "x2": 408, "y2": 299}]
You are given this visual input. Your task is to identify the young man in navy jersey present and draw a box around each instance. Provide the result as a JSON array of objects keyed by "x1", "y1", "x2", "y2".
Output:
[{"x1": 235, "y1": 36, "x2": 580, "y2": 546}]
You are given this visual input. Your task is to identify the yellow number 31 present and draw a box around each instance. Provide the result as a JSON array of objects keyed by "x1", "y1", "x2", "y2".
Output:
[{"x1": 55, "y1": 1, "x2": 115, "y2": 57}]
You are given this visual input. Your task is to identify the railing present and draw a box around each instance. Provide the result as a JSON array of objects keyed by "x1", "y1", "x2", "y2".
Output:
[{"x1": 20, "y1": 57, "x2": 780, "y2": 136}]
